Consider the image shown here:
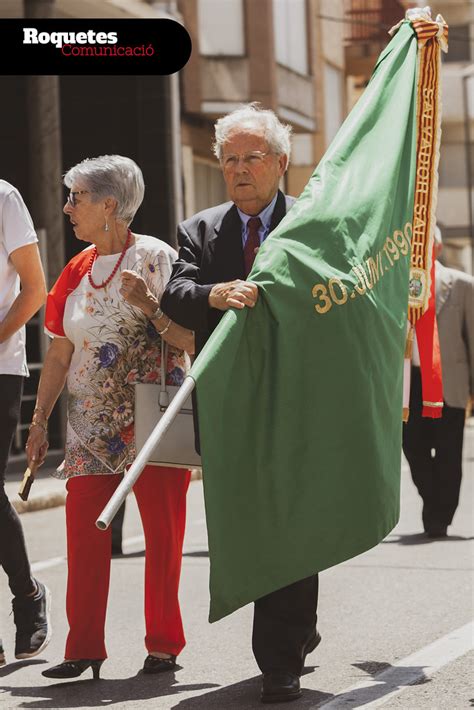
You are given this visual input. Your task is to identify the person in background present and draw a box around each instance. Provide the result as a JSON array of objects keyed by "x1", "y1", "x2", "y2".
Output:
[
  {"x1": 26, "y1": 155, "x2": 194, "y2": 680},
  {"x1": 403, "y1": 227, "x2": 474, "y2": 537},
  {"x1": 161, "y1": 104, "x2": 320, "y2": 704},
  {"x1": 0, "y1": 179, "x2": 50, "y2": 665}
]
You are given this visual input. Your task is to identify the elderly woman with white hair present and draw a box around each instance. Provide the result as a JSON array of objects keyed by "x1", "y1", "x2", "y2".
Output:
[{"x1": 26, "y1": 155, "x2": 194, "y2": 680}]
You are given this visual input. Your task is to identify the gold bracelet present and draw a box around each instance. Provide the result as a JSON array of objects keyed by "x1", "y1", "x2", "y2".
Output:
[{"x1": 157, "y1": 317, "x2": 171, "y2": 336}]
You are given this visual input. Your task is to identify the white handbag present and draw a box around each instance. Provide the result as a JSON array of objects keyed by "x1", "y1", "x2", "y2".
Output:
[{"x1": 134, "y1": 340, "x2": 201, "y2": 468}]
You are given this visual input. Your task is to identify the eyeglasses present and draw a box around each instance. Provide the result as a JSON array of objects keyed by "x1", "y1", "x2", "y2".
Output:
[
  {"x1": 221, "y1": 151, "x2": 271, "y2": 171},
  {"x1": 67, "y1": 190, "x2": 90, "y2": 207}
]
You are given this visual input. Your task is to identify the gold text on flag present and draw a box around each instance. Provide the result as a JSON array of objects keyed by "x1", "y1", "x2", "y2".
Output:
[{"x1": 311, "y1": 222, "x2": 412, "y2": 315}]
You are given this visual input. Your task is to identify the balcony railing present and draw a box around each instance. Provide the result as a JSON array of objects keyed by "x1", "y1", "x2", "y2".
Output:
[{"x1": 344, "y1": 0, "x2": 406, "y2": 45}]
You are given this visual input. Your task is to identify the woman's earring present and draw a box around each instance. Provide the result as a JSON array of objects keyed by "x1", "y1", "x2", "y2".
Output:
[{"x1": 104, "y1": 218, "x2": 109, "y2": 232}]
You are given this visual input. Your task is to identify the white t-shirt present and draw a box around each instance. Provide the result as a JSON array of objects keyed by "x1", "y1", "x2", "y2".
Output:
[{"x1": 0, "y1": 180, "x2": 38, "y2": 376}]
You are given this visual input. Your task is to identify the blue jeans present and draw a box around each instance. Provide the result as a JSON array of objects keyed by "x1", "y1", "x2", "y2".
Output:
[{"x1": 0, "y1": 375, "x2": 35, "y2": 598}]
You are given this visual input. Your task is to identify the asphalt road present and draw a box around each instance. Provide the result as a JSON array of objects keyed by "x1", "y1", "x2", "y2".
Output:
[{"x1": 0, "y1": 428, "x2": 473, "y2": 709}]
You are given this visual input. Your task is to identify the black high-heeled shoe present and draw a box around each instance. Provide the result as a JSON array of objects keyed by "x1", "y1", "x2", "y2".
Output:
[
  {"x1": 142, "y1": 654, "x2": 177, "y2": 674},
  {"x1": 42, "y1": 659, "x2": 104, "y2": 680}
]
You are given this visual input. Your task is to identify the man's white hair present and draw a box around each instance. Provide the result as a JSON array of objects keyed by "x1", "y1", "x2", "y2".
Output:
[{"x1": 213, "y1": 103, "x2": 292, "y2": 162}]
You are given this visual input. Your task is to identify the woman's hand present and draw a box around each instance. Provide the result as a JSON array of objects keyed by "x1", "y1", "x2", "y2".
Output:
[
  {"x1": 120, "y1": 270, "x2": 195, "y2": 355},
  {"x1": 120, "y1": 270, "x2": 155, "y2": 313},
  {"x1": 26, "y1": 424, "x2": 49, "y2": 469}
]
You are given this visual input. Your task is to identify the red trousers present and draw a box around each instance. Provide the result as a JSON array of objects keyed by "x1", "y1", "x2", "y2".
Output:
[{"x1": 64, "y1": 465, "x2": 191, "y2": 660}]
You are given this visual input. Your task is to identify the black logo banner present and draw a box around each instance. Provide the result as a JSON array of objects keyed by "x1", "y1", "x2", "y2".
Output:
[{"x1": 3, "y1": 19, "x2": 192, "y2": 75}]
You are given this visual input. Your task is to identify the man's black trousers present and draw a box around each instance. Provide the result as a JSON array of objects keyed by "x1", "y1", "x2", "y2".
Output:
[
  {"x1": 252, "y1": 573, "x2": 319, "y2": 675},
  {"x1": 402, "y1": 367, "x2": 465, "y2": 531}
]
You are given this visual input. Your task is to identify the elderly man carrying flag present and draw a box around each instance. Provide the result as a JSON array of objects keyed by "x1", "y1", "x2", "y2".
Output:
[
  {"x1": 161, "y1": 7, "x2": 448, "y2": 704},
  {"x1": 100, "y1": 7, "x2": 448, "y2": 705},
  {"x1": 162, "y1": 104, "x2": 319, "y2": 703}
]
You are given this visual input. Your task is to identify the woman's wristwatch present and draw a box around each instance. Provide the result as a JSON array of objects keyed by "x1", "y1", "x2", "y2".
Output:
[
  {"x1": 149, "y1": 304, "x2": 164, "y2": 321},
  {"x1": 149, "y1": 304, "x2": 171, "y2": 336}
]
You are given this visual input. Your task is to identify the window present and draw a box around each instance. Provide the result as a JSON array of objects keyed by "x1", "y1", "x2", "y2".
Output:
[
  {"x1": 193, "y1": 159, "x2": 228, "y2": 213},
  {"x1": 198, "y1": 0, "x2": 244, "y2": 56},
  {"x1": 273, "y1": 0, "x2": 309, "y2": 75},
  {"x1": 291, "y1": 134, "x2": 314, "y2": 166}
]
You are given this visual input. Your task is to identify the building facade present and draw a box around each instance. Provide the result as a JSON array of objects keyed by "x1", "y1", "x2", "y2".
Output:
[{"x1": 178, "y1": 0, "x2": 347, "y2": 214}]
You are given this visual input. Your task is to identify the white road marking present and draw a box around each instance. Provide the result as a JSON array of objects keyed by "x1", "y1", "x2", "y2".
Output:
[
  {"x1": 317, "y1": 621, "x2": 474, "y2": 709},
  {"x1": 31, "y1": 556, "x2": 65, "y2": 572}
]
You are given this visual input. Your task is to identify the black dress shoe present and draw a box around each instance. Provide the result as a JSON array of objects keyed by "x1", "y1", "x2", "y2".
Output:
[
  {"x1": 425, "y1": 525, "x2": 448, "y2": 538},
  {"x1": 261, "y1": 672, "x2": 302, "y2": 703},
  {"x1": 142, "y1": 654, "x2": 177, "y2": 674},
  {"x1": 42, "y1": 659, "x2": 104, "y2": 680}
]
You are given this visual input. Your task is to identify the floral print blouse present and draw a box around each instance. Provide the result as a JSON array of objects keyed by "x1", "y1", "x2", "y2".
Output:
[{"x1": 44, "y1": 235, "x2": 186, "y2": 479}]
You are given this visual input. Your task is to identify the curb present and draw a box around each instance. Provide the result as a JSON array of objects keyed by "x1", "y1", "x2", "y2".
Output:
[{"x1": 12, "y1": 490, "x2": 66, "y2": 515}]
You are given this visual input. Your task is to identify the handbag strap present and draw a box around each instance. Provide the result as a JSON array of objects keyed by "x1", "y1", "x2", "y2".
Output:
[{"x1": 159, "y1": 338, "x2": 169, "y2": 407}]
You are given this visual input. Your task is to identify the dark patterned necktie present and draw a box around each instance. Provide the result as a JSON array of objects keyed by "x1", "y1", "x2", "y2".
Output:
[{"x1": 244, "y1": 217, "x2": 262, "y2": 277}]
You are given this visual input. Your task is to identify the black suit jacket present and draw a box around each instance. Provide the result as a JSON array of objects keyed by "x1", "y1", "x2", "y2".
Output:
[
  {"x1": 161, "y1": 190, "x2": 294, "y2": 355},
  {"x1": 161, "y1": 190, "x2": 294, "y2": 453}
]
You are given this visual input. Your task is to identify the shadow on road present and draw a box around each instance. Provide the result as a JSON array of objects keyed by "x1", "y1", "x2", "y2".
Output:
[
  {"x1": 352, "y1": 660, "x2": 393, "y2": 675},
  {"x1": 171, "y1": 673, "x2": 332, "y2": 709},
  {"x1": 0, "y1": 659, "x2": 47, "y2": 678},
  {"x1": 382, "y1": 533, "x2": 473, "y2": 545},
  {"x1": 112, "y1": 550, "x2": 210, "y2": 561},
  {"x1": 112, "y1": 550, "x2": 145, "y2": 559},
  {"x1": 182, "y1": 551, "x2": 209, "y2": 558},
  {"x1": 0, "y1": 671, "x2": 217, "y2": 708},
  {"x1": 296, "y1": 660, "x2": 432, "y2": 709},
  {"x1": 0, "y1": 661, "x2": 436, "y2": 709}
]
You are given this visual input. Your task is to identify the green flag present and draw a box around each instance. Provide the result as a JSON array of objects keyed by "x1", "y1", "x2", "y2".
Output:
[{"x1": 190, "y1": 21, "x2": 429, "y2": 622}]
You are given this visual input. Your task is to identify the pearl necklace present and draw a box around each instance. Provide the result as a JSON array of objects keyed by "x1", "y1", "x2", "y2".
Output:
[{"x1": 88, "y1": 229, "x2": 132, "y2": 290}]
